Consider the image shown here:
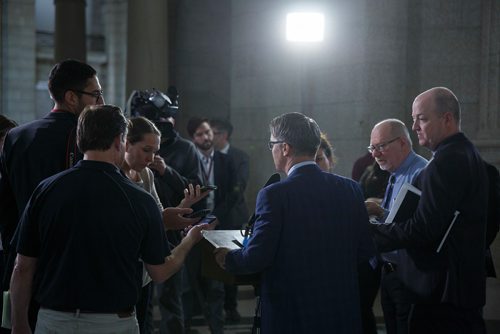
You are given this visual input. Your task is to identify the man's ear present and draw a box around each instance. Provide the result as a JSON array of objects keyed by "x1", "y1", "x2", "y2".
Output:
[
  {"x1": 282, "y1": 142, "x2": 292, "y2": 157},
  {"x1": 64, "y1": 90, "x2": 79, "y2": 107},
  {"x1": 113, "y1": 136, "x2": 123, "y2": 152},
  {"x1": 442, "y1": 111, "x2": 457, "y2": 129}
]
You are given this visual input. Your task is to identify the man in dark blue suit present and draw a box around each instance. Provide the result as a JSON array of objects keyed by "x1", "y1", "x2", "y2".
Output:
[
  {"x1": 372, "y1": 87, "x2": 488, "y2": 334},
  {"x1": 215, "y1": 112, "x2": 376, "y2": 334}
]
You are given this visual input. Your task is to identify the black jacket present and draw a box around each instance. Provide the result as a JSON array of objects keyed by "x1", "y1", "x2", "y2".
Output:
[{"x1": 373, "y1": 132, "x2": 488, "y2": 308}]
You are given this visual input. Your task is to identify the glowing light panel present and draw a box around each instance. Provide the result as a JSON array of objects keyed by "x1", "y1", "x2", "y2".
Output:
[{"x1": 286, "y1": 12, "x2": 324, "y2": 42}]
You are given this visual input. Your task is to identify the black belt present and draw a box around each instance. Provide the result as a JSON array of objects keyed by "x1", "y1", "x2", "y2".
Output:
[
  {"x1": 382, "y1": 262, "x2": 397, "y2": 273},
  {"x1": 46, "y1": 307, "x2": 135, "y2": 318}
]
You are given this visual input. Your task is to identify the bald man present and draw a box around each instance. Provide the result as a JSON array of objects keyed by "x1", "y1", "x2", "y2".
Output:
[
  {"x1": 366, "y1": 119, "x2": 427, "y2": 334},
  {"x1": 372, "y1": 87, "x2": 488, "y2": 334}
]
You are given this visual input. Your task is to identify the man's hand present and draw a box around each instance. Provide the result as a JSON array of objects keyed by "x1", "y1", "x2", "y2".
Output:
[
  {"x1": 214, "y1": 247, "x2": 230, "y2": 269},
  {"x1": 178, "y1": 184, "x2": 209, "y2": 208},
  {"x1": 11, "y1": 322, "x2": 32, "y2": 334},
  {"x1": 183, "y1": 222, "x2": 213, "y2": 244},
  {"x1": 162, "y1": 207, "x2": 200, "y2": 230},
  {"x1": 149, "y1": 155, "x2": 167, "y2": 176},
  {"x1": 365, "y1": 199, "x2": 384, "y2": 219},
  {"x1": 11, "y1": 255, "x2": 37, "y2": 334}
]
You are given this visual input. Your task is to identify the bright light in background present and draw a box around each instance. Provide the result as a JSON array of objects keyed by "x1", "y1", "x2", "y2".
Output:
[{"x1": 286, "y1": 12, "x2": 324, "y2": 42}]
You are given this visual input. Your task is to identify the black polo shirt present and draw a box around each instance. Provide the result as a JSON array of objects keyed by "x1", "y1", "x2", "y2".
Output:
[{"x1": 16, "y1": 160, "x2": 170, "y2": 312}]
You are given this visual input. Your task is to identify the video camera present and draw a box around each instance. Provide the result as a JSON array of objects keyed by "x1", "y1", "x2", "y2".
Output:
[{"x1": 126, "y1": 87, "x2": 179, "y2": 143}]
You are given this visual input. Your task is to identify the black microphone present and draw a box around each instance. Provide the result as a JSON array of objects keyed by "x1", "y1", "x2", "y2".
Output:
[{"x1": 243, "y1": 173, "x2": 281, "y2": 242}]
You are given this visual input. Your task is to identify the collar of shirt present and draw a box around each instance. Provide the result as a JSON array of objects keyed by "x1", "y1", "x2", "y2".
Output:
[
  {"x1": 288, "y1": 160, "x2": 316, "y2": 176},
  {"x1": 197, "y1": 149, "x2": 214, "y2": 164},
  {"x1": 392, "y1": 151, "x2": 422, "y2": 179},
  {"x1": 220, "y1": 143, "x2": 230, "y2": 154}
]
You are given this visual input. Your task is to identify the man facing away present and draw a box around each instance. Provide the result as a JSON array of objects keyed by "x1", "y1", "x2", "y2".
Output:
[
  {"x1": 10, "y1": 105, "x2": 207, "y2": 334},
  {"x1": 0, "y1": 59, "x2": 104, "y2": 254},
  {"x1": 215, "y1": 112, "x2": 376, "y2": 334},
  {"x1": 372, "y1": 87, "x2": 488, "y2": 334},
  {"x1": 365, "y1": 119, "x2": 428, "y2": 334},
  {"x1": 210, "y1": 118, "x2": 250, "y2": 323},
  {"x1": 0, "y1": 59, "x2": 105, "y2": 330}
]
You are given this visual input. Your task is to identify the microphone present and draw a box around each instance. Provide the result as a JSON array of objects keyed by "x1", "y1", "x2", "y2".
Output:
[{"x1": 242, "y1": 173, "x2": 281, "y2": 246}]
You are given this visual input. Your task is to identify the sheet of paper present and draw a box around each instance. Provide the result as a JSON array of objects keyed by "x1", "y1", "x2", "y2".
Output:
[{"x1": 201, "y1": 230, "x2": 244, "y2": 250}]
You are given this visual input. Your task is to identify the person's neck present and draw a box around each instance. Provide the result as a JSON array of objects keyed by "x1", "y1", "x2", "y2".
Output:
[
  {"x1": 120, "y1": 162, "x2": 140, "y2": 181},
  {"x1": 53, "y1": 102, "x2": 78, "y2": 115},
  {"x1": 84, "y1": 151, "x2": 118, "y2": 167},
  {"x1": 284, "y1": 156, "x2": 314, "y2": 174},
  {"x1": 200, "y1": 148, "x2": 213, "y2": 158}
]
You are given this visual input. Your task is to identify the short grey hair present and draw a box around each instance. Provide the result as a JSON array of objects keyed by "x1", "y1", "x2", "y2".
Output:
[
  {"x1": 375, "y1": 118, "x2": 412, "y2": 147},
  {"x1": 270, "y1": 112, "x2": 321, "y2": 156}
]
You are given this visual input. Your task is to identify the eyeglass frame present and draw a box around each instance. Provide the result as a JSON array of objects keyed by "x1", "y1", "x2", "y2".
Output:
[
  {"x1": 367, "y1": 137, "x2": 400, "y2": 154},
  {"x1": 71, "y1": 89, "x2": 104, "y2": 103},
  {"x1": 268, "y1": 140, "x2": 285, "y2": 150}
]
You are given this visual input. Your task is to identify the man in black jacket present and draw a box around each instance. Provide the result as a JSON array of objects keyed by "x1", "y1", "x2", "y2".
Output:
[
  {"x1": 372, "y1": 87, "x2": 488, "y2": 334},
  {"x1": 210, "y1": 118, "x2": 250, "y2": 323},
  {"x1": 183, "y1": 117, "x2": 237, "y2": 334},
  {"x1": 0, "y1": 59, "x2": 104, "y2": 331}
]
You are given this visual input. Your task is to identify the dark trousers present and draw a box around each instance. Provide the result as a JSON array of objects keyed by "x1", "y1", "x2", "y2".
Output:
[
  {"x1": 183, "y1": 245, "x2": 225, "y2": 334},
  {"x1": 409, "y1": 303, "x2": 486, "y2": 334},
  {"x1": 136, "y1": 282, "x2": 153, "y2": 334},
  {"x1": 358, "y1": 260, "x2": 381, "y2": 334},
  {"x1": 224, "y1": 284, "x2": 238, "y2": 311},
  {"x1": 157, "y1": 270, "x2": 185, "y2": 334},
  {"x1": 380, "y1": 269, "x2": 411, "y2": 334}
]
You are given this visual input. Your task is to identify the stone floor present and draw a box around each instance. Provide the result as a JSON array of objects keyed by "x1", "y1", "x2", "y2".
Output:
[{"x1": 152, "y1": 278, "x2": 500, "y2": 334}]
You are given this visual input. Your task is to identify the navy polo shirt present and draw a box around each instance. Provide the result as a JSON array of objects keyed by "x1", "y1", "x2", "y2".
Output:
[{"x1": 16, "y1": 160, "x2": 170, "y2": 312}]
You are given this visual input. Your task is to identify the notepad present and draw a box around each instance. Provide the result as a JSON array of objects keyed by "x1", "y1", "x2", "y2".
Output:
[{"x1": 385, "y1": 183, "x2": 421, "y2": 224}]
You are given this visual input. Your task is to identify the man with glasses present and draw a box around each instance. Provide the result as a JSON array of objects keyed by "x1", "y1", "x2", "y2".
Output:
[
  {"x1": 214, "y1": 112, "x2": 376, "y2": 333},
  {"x1": 371, "y1": 88, "x2": 489, "y2": 333},
  {"x1": 0, "y1": 59, "x2": 104, "y2": 330},
  {"x1": 365, "y1": 119, "x2": 427, "y2": 334}
]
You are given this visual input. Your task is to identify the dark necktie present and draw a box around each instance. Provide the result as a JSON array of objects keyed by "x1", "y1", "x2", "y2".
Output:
[{"x1": 383, "y1": 175, "x2": 396, "y2": 209}]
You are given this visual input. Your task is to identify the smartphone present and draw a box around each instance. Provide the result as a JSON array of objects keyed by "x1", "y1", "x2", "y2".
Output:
[
  {"x1": 197, "y1": 214, "x2": 217, "y2": 225},
  {"x1": 200, "y1": 185, "x2": 217, "y2": 193},
  {"x1": 184, "y1": 209, "x2": 212, "y2": 219}
]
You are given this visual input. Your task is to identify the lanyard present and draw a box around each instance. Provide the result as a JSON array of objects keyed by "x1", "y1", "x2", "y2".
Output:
[{"x1": 200, "y1": 156, "x2": 213, "y2": 185}]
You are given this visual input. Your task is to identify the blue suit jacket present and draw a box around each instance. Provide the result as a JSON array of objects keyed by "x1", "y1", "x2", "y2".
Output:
[{"x1": 225, "y1": 164, "x2": 375, "y2": 333}]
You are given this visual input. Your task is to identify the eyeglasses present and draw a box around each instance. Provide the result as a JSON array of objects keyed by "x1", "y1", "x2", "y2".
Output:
[
  {"x1": 367, "y1": 137, "x2": 399, "y2": 153},
  {"x1": 72, "y1": 89, "x2": 104, "y2": 103},
  {"x1": 268, "y1": 140, "x2": 285, "y2": 150}
]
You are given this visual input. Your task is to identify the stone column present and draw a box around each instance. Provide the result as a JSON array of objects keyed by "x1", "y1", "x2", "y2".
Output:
[
  {"x1": 102, "y1": 0, "x2": 127, "y2": 107},
  {"x1": 1, "y1": 0, "x2": 36, "y2": 123},
  {"x1": 477, "y1": 0, "x2": 500, "y2": 166},
  {"x1": 54, "y1": 0, "x2": 87, "y2": 62},
  {"x1": 126, "y1": 0, "x2": 169, "y2": 97}
]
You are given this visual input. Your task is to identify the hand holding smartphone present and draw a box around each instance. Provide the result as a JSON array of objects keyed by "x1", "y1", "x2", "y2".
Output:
[
  {"x1": 184, "y1": 209, "x2": 212, "y2": 219},
  {"x1": 197, "y1": 214, "x2": 217, "y2": 225},
  {"x1": 200, "y1": 185, "x2": 217, "y2": 193}
]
